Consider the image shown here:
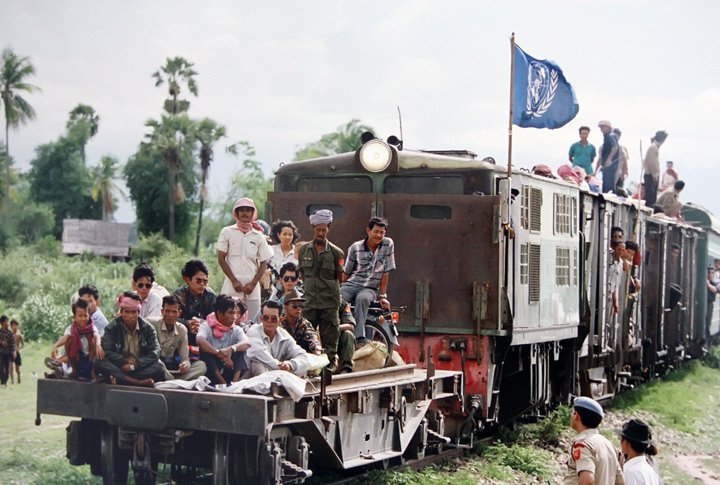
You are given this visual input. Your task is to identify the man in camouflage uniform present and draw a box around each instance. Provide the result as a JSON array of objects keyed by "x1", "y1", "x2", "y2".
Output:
[
  {"x1": 281, "y1": 290, "x2": 322, "y2": 356},
  {"x1": 298, "y1": 210, "x2": 344, "y2": 372},
  {"x1": 564, "y1": 396, "x2": 624, "y2": 485}
]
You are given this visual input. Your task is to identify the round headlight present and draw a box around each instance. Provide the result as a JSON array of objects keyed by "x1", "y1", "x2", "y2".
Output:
[{"x1": 359, "y1": 140, "x2": 392, "y2": 172}]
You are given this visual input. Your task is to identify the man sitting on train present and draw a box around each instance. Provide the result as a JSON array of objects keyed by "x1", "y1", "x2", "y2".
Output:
[
  {"x1": 340, "y1": 217, "x2": 396, "y2": 348},
  {"x1": 94, "y1": 291, "x2": 166, "y2": 387},
  {"x1": 246, "y1": 300, "x2": 310, "y2": 376},
  {"x1": 196, "y1": 295, "x2": 251, "y2": 385}
]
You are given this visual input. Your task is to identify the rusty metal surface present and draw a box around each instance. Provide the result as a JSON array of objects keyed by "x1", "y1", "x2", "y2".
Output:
[{"x1": 36, "y1": 379, "x2": 270, "y2": 436}]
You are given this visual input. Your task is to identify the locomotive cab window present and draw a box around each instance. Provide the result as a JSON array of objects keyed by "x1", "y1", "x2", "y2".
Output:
[
  {"x1": 298, "y1": 176, "x2": 372, "y2": 193},
  {"x1": 520, "y1": 185, "x2": 543, "y2": 232},
  {"x1": 384, "y1": 175, "x2": 464, "y2": 195}
]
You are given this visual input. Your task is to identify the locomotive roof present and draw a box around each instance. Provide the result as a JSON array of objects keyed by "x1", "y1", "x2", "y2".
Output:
[
  {"x1": 274, "y1": 149, "x2": 505, "y2": 175},
  {"x1": 682, "y1": 203, "x2": 720, "y2": 235}
]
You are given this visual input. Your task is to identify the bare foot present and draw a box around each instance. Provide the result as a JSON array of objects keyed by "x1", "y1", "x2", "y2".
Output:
[{"x1": 109, "y1": 376, "x2": 117, "y2": 385}]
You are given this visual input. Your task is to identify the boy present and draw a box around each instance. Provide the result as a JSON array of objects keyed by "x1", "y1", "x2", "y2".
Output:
[
  {"x1": 173, "y1": 259, "x2": 217, "y2": 349},
  {"x1": 0, "y1": 315, "x2": 16, "y2": 387},
  {"x1": 78, "y1": 284, "x2": 110, "y2": 336},
  {"x1": 132, "y1": 263, "x2": 163, "y2": 319},
  {"x1": 10, "y1": 319, "x2": 23, "y2": 384},
  {"x1": 197, "y1": 295, "x2": 250, "y2": 385},
  {"x1": 49, "y1": 300, "x2": 102, "y2": 380}
]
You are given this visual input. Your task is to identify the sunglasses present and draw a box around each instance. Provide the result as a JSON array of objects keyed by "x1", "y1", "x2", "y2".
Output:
[
  {"x1": 193, "y1": 277, "x2": 209, "y2": 285},
  {"x1": 261, "y1": 315, "x2": 279, "y2": 323},
  {"x1": 288, "y1": 303, "x2": 303, "y2": 309},
  {"x1": 136, "y1": 283, "x2": 152, "y2": 289},
  {"x1": 283, "y1": 275, "x2": 298, "y2": 282}
]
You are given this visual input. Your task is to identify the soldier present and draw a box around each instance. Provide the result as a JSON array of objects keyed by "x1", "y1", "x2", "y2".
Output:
[
  {"x1": 298, "y1": 210, "x2": 344, "y2": 373},
  {"x1": 564, "y1": 396, "x2": 624, "y2": 485}
]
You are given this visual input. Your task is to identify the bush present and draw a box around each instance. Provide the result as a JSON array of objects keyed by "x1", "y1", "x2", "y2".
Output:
[
  {"x1": 131, "y1": 233, "x2": 177, "y2": 262},
  {"x1": 0, "y1": 265, "x2": 26, "y2": 306},
  {"x1": 481, "y1": 443, "x2": 552, "y2": 478},
  {"x1": 20, "y1": 294, "x2": 70, "y2": 342}
]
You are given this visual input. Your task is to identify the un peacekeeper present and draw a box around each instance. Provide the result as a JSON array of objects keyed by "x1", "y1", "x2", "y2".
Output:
[
  {"x1": 298, "y1": 209, "x2": 344, "y2": 372},
  {"x1": 565, "y1": 396, "x2": 624, "y2": 485}
]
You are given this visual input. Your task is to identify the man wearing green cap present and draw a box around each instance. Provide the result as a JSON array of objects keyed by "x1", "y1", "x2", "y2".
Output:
[{"x1": 564, "y1": 396, "x2": 624, "y2": 485}]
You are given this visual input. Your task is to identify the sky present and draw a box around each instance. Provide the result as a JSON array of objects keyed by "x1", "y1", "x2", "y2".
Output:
[{"x1": 3, "y1": 0, "x2": 720, "y2": 222}]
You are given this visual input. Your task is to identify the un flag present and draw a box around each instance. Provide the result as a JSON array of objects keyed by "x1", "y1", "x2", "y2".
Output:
[{"x1": 512, "y1": 44, "x2": 579, "y2": 129}]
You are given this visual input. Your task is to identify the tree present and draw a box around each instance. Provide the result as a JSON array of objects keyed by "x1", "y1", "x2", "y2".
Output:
[
  {"x1": 294, "y1": 119, "x2": 374, "y2": 161},
  {"x1": 124, "y1": 142, "x2": 197, "y2": 247},
  {"x1": 91, "y1": 155, "x2": 125, "y2": 221},
  {"x1": 144, "y1": 114, "x2": 196, "y2": 242},
  {"x1": 27, "y1": 129, "x2": 100, "y2": 236},
  {"x1": 192, "y1": 117, "x2": 226, "y2": 255},
  {"x1": 152, "y1": 57, "x2": 198, "y2": 115},
  {"x1": 1, "y1": 47, "x2": 40, "y2": 198},
  {"x1": 66, "y1": 103, "x2": 100, "y2": 164}
]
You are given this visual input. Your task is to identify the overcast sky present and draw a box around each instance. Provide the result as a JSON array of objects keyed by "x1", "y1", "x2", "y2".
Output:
[{"x1": 3, "y1": 0, "x2": 720, "y2": 222}]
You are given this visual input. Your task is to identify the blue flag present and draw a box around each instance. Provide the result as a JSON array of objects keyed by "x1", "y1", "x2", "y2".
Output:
[{"x1": 512, "y1": 44, "x2": 579, "y2": 129}]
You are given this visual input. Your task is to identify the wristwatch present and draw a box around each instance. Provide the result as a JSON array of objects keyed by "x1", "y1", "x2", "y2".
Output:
[{"x1": 129, "y1": 364, "x2": 135, "y2": 372}]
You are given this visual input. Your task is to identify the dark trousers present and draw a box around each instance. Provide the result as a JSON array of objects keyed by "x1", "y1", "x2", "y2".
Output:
[
  {"x1": 304, "y1": 307, "x2": 340, "y2": 362},
  {"x1": 200, "y1": 352, "x2": 247, "y2": 384},
  {"x1": 644, "y1": 174, "x2": 658, "y2": 207},
  {"x1": 94, "y1": 359, "x2": 166, "y2": 384},
  {"x1": 602, "y1": 163, "x2": 618, "y2": 194},
  {"x1": 0, "y1": 353, "x2": 11, "y2": 385}
]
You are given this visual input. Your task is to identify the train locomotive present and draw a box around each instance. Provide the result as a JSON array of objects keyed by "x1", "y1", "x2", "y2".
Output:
[
  {"x1": 35, "y1": 135, "x2": 720, "y2": 484},
  {"x1": 269, "y1": 135, "x2": 719, "y2": 429}
]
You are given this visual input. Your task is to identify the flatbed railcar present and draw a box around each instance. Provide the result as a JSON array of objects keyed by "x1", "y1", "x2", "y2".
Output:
[{"x1": 36, "y1": 365, "x2": 464, "y2": 484}]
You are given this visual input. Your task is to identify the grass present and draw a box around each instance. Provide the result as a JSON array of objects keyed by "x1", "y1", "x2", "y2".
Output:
[{"x1": 0, "y1": 342, "x2": 98, "y2": 484}]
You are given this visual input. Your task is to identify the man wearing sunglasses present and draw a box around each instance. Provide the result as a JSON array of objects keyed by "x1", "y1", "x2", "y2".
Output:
[
  {"x1": 132, "y1": 263, "x2": 163, "y2": 320},
  {"x1": 280, "y1": 290, "x2": 321, "y2": 356},
  {"x1": 246, "y1": 300, "x2": 310, "y2": 376}
]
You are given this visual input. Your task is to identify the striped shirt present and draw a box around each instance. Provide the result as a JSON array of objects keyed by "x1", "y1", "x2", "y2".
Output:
[{"x1": 343, "y1": 238, "x2": 396, "y2": 290}]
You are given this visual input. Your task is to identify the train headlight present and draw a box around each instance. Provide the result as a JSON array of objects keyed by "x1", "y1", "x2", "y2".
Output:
[{"x1": 359, "y1": 139, "x2": 392, "y2": 172}]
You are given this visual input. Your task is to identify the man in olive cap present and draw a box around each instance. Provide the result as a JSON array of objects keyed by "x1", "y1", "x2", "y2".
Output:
[{"x1": 564, "y1": 396, "x2": 625, "y2": 484}]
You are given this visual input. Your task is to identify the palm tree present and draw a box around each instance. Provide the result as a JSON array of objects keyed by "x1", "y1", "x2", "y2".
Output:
[
  {"x1": 144, "y1": 114, "x2": 194, "y2": 242},
  {"x1": 152, "y1": 57, "x2": 198, "y2": 115},
  {"x1": 192, "y1": 117, "x2": 226, "y2": 254},
  {"x1": 0, "y1": 47, "x2": 40, "y2": 198},
  {"x1": 294, "y1": 119, "x2": 374, "y2": 161},
  {"x1": 67, "y1": 104, "x2": 100, "y2": 164},
  {"x1": 90, "y1": 155, "x2": 125, "y2": 221}
]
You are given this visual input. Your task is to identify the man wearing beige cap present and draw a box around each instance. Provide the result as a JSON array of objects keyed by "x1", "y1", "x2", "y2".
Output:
[{"x1": 594, "y1": 120, "x2": 620, "y2": 195}]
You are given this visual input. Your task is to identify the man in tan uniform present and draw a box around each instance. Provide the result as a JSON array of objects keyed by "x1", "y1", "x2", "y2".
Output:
[{"x1": 564, "y1": 396, "x2": 624, "y2": 485}]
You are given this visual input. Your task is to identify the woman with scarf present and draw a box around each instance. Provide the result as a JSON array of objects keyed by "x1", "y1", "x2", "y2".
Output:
[
  {"x1": 197, "y1": 295, "x2": 251, "y2": 385},
  {"x1": 216, "y1": 197, "x2": 274, "y2": 320}
]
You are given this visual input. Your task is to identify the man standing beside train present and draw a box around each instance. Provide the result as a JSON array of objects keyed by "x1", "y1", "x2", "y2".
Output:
[
  {"x1": 564, "y1": 397, "x2": 624, "y2": 485},
  {"x1": 341, "y1": 217, "x2": 396, "y2": 348},
  {"x1": 298, "y1": 210, "x2": 345, "y2": 372}
]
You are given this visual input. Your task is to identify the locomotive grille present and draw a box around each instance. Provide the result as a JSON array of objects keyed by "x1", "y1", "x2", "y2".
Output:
[
  {"x1": 529, "y1": 188, "x2": 543, "y2": 232},
  {"x1": 529, "y1": 243, "x2": 541, "y2": 302}
]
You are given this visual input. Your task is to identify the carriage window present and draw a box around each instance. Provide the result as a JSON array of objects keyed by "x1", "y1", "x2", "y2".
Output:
[
  {"x1": 298, "y1": 176, "x2": 372, "y2": 193},
  {"x1": 410, "y1": 205, "x2": 452, "y2": 220},
  {"x1": 554, "y1": 194, "x2": 573, "y2": 235},
  {"x1": 529, "y1": 243, "x2": 541, "y2": 303},
  {"x1": 521, "y1": 185, "x2": 543, "y2": 232},
  {"x1": 384, "y1": 176, "x2": 464, "y2": 195},
  {"x1": 573, "y1": 249, "x2": 578, "y2": 287},
  {"x1": 306, "y1": 204, "x2": 345, "y2": 219},
  {"x1": 556, "y1": 247, "x2": 570, "y2": 286},
  {"x1": 520, "y1": 244, "x2": 529, "y2": 285}
]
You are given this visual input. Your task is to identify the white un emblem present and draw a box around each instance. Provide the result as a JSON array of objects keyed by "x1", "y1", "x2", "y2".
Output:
[{"x1": 526, "y1": 61, "x2": 558, "y2": 118}]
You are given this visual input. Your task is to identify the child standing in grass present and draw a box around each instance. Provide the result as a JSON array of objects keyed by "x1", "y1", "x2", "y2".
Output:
[
  {"x1": 10, "y1": 319, "x2": 23, "y2": 384},
  {"x1": 0, "y1": 315, "x2": 17, "y2": 387}
]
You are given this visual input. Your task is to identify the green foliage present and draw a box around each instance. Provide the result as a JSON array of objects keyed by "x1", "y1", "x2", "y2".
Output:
[
  {"x1": 518, "y1": 405, "x2": 572, "y2": 446},
  {"x1": 0, "y1": 446, "x2": 96, "y2": 484},
  {"x1": 359, "y1": 464, "x2": 477, "y2": 485},
  {"x1": 27, "y1": 131, "x2": 100, "y2": 235},
  {"x1": 294, "y1": 119, "x2": 375, "y2": 161},
  {"x1": 20, "y1": 294, "x2": 69, "y2": 341},
  {"x1": 124, "y1": 142, "x2": 196, "y2": 246},
  {"x1": 131, "y1": 232, "x2": 177, "y2": 262},
  {"x1": 90, "y1": 155, "x2": 124, "y2": 221},
  {"x1": 152, "y1": 56, "x2": 198, "y2": 115},
  {"x1": 480, "y1": 443, "x2": 553, "y2": 478},
  {"x1": 0, "y1": 264, "x2": 24, "y2": 305}
]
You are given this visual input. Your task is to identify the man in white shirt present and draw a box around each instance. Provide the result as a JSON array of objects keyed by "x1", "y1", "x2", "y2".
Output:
[
  {"x1": 246, "y1": 300, "x2": 310, "y2": 377},
  {"x1": 132, "y1": 263, "x2": 162, "y2": 320},
  {"x1": 217, "y1": 197, "x2": 273, "y2": 319}
]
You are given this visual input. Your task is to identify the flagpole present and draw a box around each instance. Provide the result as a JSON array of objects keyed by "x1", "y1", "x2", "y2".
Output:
[{"x1": 507, "y1": 32, "x2": 515, "y2": 178}]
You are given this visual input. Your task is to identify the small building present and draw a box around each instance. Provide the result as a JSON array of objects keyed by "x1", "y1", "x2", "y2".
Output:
[{"x1": 61, "y1": 219, "x2": 137, "y2": 259}]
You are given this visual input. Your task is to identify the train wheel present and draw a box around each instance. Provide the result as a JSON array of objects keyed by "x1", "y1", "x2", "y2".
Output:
[
  {"x1": 100, "y1": 424, "x2": 129, "y2": 485},
  {"x1": 366, "y1": 321, "x2": 393, "y2": 367},
  {"x1": 213, "y1": 434, "x2": 271, "y2": 485}
]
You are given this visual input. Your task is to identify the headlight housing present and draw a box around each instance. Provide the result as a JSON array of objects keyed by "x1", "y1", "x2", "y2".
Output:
[{"x1": 358, "y1": 139, "x2": 393, "y2": 173}]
